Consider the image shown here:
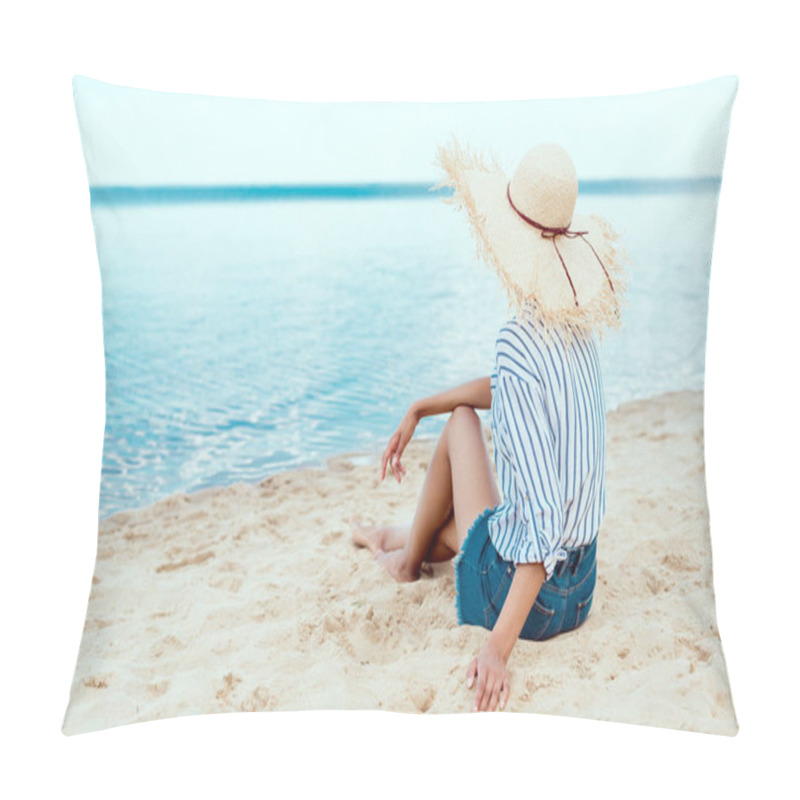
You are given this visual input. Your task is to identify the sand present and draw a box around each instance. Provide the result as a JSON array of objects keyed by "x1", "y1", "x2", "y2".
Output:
[{"x1": 62, "y1": 389, "x2": 738, "y2": 736}]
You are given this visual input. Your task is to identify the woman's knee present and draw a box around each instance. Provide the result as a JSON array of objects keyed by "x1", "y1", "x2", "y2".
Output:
[
  {"x1": 449, "y1": 404, "x2": 479, "y2": 427},
  {"x1": 445, "y1": 405, "x2": 481, "y2": 444}
]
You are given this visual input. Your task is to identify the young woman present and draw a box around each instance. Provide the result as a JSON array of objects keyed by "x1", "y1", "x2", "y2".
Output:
[{"x1": 352, "y1": 140, "x2": 626, "y2": 713}]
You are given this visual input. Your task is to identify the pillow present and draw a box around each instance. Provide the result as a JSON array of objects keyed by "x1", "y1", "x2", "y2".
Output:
[{"x1": 63, "y1": 75, "x2": 739, "y2": 735}]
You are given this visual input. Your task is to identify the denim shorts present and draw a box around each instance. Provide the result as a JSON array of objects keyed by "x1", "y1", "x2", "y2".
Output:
[{"x1": 454, "y1": 505, "x2": 597, "y2": 641}]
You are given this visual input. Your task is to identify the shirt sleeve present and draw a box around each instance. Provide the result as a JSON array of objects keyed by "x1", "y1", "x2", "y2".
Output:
[{"x1": 496, "y1": 366, "x2": 566, "y2": 580}]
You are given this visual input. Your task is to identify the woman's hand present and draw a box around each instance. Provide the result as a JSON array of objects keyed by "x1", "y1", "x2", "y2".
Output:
[
  {"x1": 466, "y1": 563, "x2": 545, "y2": 711},
  {"x1": 466, "y1": 641, "x2": 510, "y2": 712},
  {"x1": 381, "y1": 406, "x2": 420, "y2": 483}
]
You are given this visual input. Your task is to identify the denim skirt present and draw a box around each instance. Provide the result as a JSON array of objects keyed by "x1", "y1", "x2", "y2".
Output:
[{"x1": 454, "y1": 505, "x2": 597, "y2": 641}]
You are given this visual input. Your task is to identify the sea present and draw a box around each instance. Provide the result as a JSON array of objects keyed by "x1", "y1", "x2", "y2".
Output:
[{"x1": 91, "y1": 183, "x2": 722, "y2": 518}]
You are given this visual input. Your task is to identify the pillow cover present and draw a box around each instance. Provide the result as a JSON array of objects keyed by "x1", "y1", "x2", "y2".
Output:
[{"x1": 63, "y1": 75, "x2": 738, "y2": 735}]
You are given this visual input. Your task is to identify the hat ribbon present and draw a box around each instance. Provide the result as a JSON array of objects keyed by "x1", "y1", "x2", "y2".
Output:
[{"x1": 506, "y1": 183, "x2": 615, "y2": 308}]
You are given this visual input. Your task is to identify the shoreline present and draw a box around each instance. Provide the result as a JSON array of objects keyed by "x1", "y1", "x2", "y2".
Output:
[
  {"x1": 98, "y1": 388, "x2": 699, "y2": 525},
  {"x1": 65, "y1": 388, "x2": 737, "y2": 735}
]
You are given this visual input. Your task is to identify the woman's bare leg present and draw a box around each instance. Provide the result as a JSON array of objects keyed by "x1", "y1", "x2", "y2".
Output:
[
  {"x1": 350, "y1": 509, "x2": 458, "y2": 562},
  {"x1": 350, "y1": 518, "x2": 410, "y2": 554},
  {"x1": 374, "y1": 405, "x2": 501, "y2": 582}
]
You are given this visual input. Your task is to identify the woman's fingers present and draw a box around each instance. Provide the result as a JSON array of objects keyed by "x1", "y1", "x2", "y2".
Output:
[
  {"x1": 499, "y1": 676, "x2": 510, "y2": 710},
  {"x1": 381, "y1": 418, "x2": 417, "y2": 483},
  {"x1": 380, "y1": 444, "x2": 391, "y2": 480},
  {"x1": 382, "y1": 452, "x2": 393, "y2": 482},
  {"x1": 465, "y1": 658, "x2": 478, "y2": 689},
  {"x1": 489, "y1": 680, "x2": 503, "y2": 712},
  {"x1": 469, "y1": 665, "x2": 508, "y2": 712},
  {"x1": 381, "y1": 434, "x2": 400, "y2": 481},
  {"x1": 392, "y1": 440, "x2": 409, "y2": 482},
  {"x1": 467, "y1": 656, "x2": 487, "y2": 711},
  {"x1": 380, "y1": 428, "x2": 416, "y2": 482},
  {"x1": 473, "y1": 676, "x2": 486, "y2": 712},
  {"x1": 392, "y1": 437, "x2": 408, "y2": 482},
  {"x1": 477, "y1": 674, "x2": 496, "y2": 712}
]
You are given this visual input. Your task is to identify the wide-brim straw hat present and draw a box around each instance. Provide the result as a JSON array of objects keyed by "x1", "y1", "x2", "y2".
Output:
[{"x1": 433, "y1": 137, "x2": 628, "y2": 336}]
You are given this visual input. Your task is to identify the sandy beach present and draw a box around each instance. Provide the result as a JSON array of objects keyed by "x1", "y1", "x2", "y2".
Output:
[{"x1": 62, "y1": 389, "x2": 737, "y2": 735}]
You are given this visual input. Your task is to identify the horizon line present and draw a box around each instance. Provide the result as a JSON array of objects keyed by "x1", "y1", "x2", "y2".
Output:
[{"x1": 89, "y1": 177, "x2": 723, "y2": 206}]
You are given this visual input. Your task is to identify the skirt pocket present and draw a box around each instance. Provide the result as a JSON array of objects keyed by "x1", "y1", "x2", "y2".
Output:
[
  {"x1": 455, "y1": 558, "x2": 488, "y2": 628},
  {"x1": 573, "y1": 590, "x2": 594, "y2": 630},
  {"x1": 482, "y1": 557, "x2": 514, "y2": 629},
  {"x1": 519, "y1": 585, "x2": 559, "y2": 641},
  {"x1": 484, "y1": 561, "x2": 562, "y2": 641},
  {"x1": 569, "y1": 560, "x2": 597, "y2": 631}
]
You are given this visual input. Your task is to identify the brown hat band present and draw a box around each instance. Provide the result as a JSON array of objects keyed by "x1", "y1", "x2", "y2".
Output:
[{"x1": 506, "y1": 182, "x2": 615, "y2": 308}]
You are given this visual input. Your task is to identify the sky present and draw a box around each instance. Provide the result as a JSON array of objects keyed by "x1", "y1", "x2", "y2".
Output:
[{"x1": 73, "y1": 75, "x2": 738, "y2": 187}]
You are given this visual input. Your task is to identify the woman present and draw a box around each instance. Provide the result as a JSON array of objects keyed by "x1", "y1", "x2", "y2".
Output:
[{"x1": 352, "y1": 140, "x2": 626, "y2": 713}]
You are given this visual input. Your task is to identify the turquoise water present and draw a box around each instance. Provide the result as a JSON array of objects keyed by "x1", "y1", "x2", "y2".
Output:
[
  {"x1": 89, "y1": 177, "x2": 721, "y2": 206},
  {"x1": 93, "y1": 188, "x2": 720, "y2": 518}
]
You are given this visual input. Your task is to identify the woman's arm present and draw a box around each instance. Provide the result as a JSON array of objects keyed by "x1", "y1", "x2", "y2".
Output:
[
  {"x1": 411, "y1": 377, "x2": 492, "y2": 419},
  {"x1": 488, "y1": 564, "x2": 546, "y2": 660},
  {"x1": 466, "y1": 563, "x2": 546, "y2": 712},
  {"x1": 381, "y1": 377, "x2": 491, "y2": 483}
]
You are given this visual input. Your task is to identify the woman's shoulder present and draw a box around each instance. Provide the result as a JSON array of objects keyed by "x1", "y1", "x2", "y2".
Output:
[
  {"x1": 495, "y1": 318, "x2": 524, "y2": 356},
  {"x1": 498, "y1": 315, "x2": 596, "y2": 354},
  {"x1": 494, "y1": 318, "x2": 543, "y2": 381},
  {"x1": 495, "y1": 316, "x2": 547, "y2": 356},
  {"x1": 496, "y1": 316, "x2": 532, "y2": 343}
]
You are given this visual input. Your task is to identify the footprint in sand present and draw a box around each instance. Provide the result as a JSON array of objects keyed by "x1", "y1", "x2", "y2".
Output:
[
  {"x1": 155, "y1": 550, "x2": 215, "y2": 573},
  {"x1": 675, "y1": 636, "x2": 712, "y2": 663},
  {"x1": 322, "y1": 612, "x2": 347, "y2": 634},
  {"x1": 321, "y1": 530, "x2": 344, "y2": 545},
  {"x1": 84, "y1": 618, "x2": 114, "y2": 632},
  {"x1": 642, "y1": 568, "x2": 667, "y2": 595},
  {"x1": 241, "y1": 686, "x2": 275, "y2": 712},
  {"x1": 233, "y1": 524, "x2": 254, "y2": 542},
  {"x1": 215, "y1": 672, "x2": 242, "y2": 704},
  {"x1": 296, "y1": 621, "x2": 316, "y2": 650},
  {"x1": 661, "y1": 553, "x2": 700, "y2": 572},
  {"x1": 147, "y1": 680, "x2": 170, "y2": 698},
  {"x1": 572, "y1": 655, "x2": 596, "y2": 680},
  {"x1": 150, "y1": 634, "x2": 187, "y2": 659},
  {"x1": 208, "y1": 574, "x2": 244, "y2": 593},
  {"x1": 410, "y1": 685, "x2": 436, "y2": 713}
]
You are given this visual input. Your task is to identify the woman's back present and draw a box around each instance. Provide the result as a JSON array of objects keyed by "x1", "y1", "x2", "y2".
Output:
[{"x1": 488, "y1": 317, "x2": 607, "y2": 574}]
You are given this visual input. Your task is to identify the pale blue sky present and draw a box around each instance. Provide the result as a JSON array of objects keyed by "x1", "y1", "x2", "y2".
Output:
[{"x1": 73, "y1": 75, "x2": 737, "y2": 186}]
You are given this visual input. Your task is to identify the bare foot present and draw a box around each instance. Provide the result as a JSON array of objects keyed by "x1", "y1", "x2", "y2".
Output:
[
  {"x1": 349, "y1": 515, "x2": 409, "y2": 555},
  {"x1": 374, "y1": 548, "x2": 420, "y2": 583}
]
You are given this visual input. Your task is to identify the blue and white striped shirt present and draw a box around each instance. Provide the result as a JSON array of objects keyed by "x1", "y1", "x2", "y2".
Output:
[{"x1": 487, "y1": 317, "x2": 607, "y2": 581}]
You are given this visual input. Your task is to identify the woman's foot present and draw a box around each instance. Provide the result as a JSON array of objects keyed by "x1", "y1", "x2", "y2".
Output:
[
  {"x1": 374, "y1": 548, "x2": 421, "y2": 583},
  {"x1": 349, "y1": 515, "x2": 409, "y2": 555}
]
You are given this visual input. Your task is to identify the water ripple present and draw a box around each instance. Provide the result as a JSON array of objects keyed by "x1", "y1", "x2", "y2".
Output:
[{"x1": 96, "y1": 194, "x2": 716, "y2": 517}]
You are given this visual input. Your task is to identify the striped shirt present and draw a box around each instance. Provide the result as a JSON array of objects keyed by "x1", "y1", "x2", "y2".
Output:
[{"x1": 487, "y1": 317, "x2": 607, "y2": 581}]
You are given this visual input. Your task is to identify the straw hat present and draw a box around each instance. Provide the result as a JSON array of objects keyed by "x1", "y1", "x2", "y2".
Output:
[{"x1": 433, "y1": 137, "x2": 627, "y2": 336}]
